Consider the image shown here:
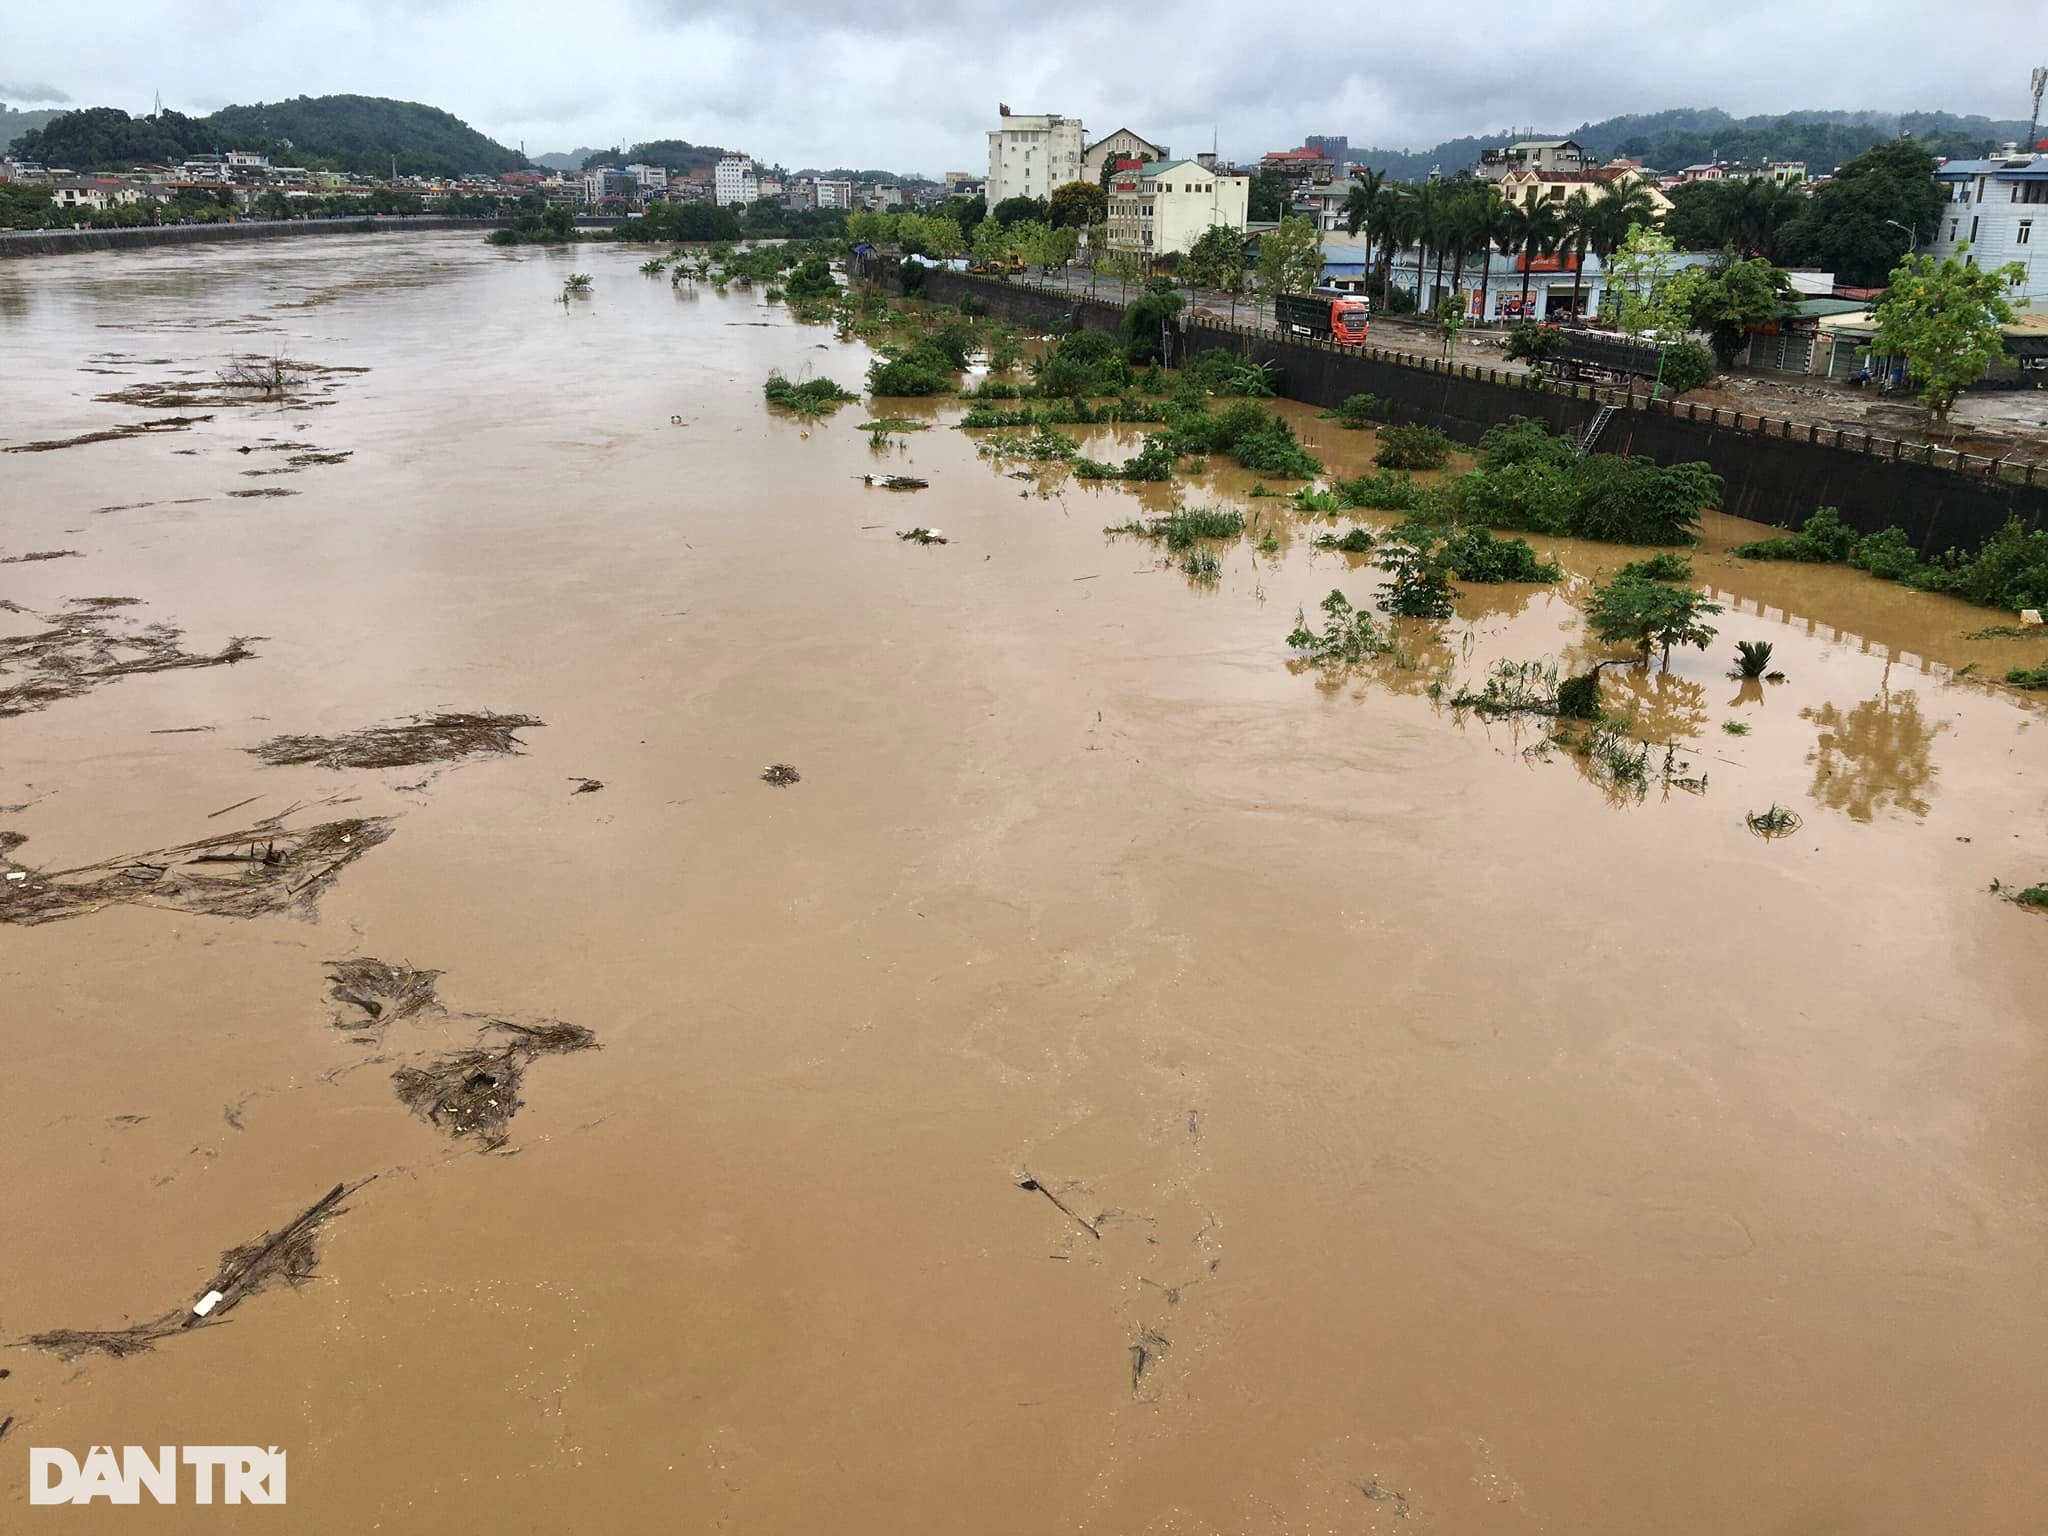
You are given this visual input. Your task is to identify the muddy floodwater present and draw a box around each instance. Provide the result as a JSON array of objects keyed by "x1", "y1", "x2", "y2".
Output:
[{"x1": 5, "y1": 233, "x2": 2048, "y2": 1533}]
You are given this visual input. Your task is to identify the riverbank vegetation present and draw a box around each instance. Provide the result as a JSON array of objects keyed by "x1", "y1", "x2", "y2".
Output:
[{"x1": 1732, "y1": 505, "x2": 2048, "y2": 614}]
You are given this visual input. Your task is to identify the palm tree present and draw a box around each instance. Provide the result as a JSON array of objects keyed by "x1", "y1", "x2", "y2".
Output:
[
  {"x1": 1498, "y1": 196, "x2": 1564, "y2": 320},
  {"x1": 1342, "y1": 169, "x2": 1383, "y2": 238},
  {"x1": 1370, "y1": 191, "x2": 1420, "y2": 312},
  {"x1": 1412, "y1": 181, "x2": 1446, "y2": 310},
  {"x1": 1560, "y1": 189, "x2": 1598, "y2": 318},
  {"x1": 1466, "y1": 185, "x2": 1511, "y2": 327}
]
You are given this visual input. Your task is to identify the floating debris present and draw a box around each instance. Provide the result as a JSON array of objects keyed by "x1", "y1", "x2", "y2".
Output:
[
  {"x1": 863, "y1": 474, "x2": 929, "y2": 491},
  {"x1": 0, "y1": 550, "x2": 81, "y2": 564},
  {"x1": 1129, "y1": 1327, "x2": 1170, "y2": 1393},
  {"x1": 326, "y1": 957, "x2": 443, "y2": 1035},
  {"x1": 288, "y1": 450, "x2": 352, "y2": 467},
  {"x1": 761, "y1": 762, "x2": 801, "y2": 787},
  {"x1": 393, "y1": 1020, "x2": 598, "y2": 1151},
  {"x1": 0, "y1": 815, "x2": 393, "y2": 927},
  {"x1": 248, "y1": 711, "x2": 544, "y2": 771},
  {"x1": 3, "y1": 415, "x2": 215, "y2": 453},
  {"x1": 227, "y1": 487, "x2": 300, "y2": 498},
  {"x1": 23, "y1": 1181, "x2": 363, "y2": 1360},
  {"x1": 0, "y1": 596, "x2": 258, "y2": 719},
  {"x1": 897, "y1": 527, "x2": 948, "y2": 545},
  {"x1": 569, "y1": 777, "x2": 604, "y2": 795}
]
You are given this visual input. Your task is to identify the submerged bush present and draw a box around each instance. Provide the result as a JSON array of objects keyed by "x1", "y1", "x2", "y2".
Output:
[
  {"x1": 763, "y1": 371, "x2": 858, "y2": 415},
  {"x1": 1439, "y1": 527, "x2": 1560, "y2": 584},
  {"x1": 1730, "y1": 506, "x2": 1860, "y2": 563},
  {"x1": 1477, "y1": 414, "x2": 1576, "y2": 472},
  {"x1": 1324, "y1": 393, "x2": 1386, "y2": 428},
  {"x1": 1374, "y1": 423, "x2": 1455, "y2": 470},
  {"x1": 1334, "y1": 470, "x2": 1425, "y2": 510},
  {"x1": 1287, "y1": 589, "x2": 1389, "y2": 662}
]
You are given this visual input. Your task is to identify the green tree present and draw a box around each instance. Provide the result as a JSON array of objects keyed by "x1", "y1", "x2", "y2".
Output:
[
  {"x1": 971, "y1": 217, "x2": 1010, "y2": 267},
  {"x1": 1601, "y1": 226, "x2": 1684, "y2": 336},
  {"x1": 1122, "y1": 282, "x2": 1185, "y2": 365},
  {"x1": 1587, "y1": 180, "x2": 1660, "y2": 315},
  {"x1": 1183, "y1": 223, "x2": 1248, "y2": 292},
  {"x1": 1873, "y1": 243, "x2": 2029, "y2": 423},
  {"x1": 1246, "y1": 169, "x2": 1291, "y2": 223},
  {"x1": 1589, "y1": 574, "x2": 1723, "y2": 667},
  {"x1": 1435, "y1": 293, "x2": 1466, "y2": 360},
  {"x1": 1256, "y1": 215, "x2": 1324, "y2": 298},
  {"x1": 1670, "y1": 256, "x2": 1791, "y2": 365},
  {"x1": 1047, "y1": 179, "x2": 1107, "y2": 229},
  {"x1": 990, "y1": 194, "x2": 1047, "y2": 228},
  {"x1": 1774, "y1": 140, "x2": 1945, "y2": 286},
  {"x1": 1369, "y1": 189, "x2": 1422, "y2": 310},
  {"x1": 1010, "y1": 219, "x2": 1078, "y2": 271}
]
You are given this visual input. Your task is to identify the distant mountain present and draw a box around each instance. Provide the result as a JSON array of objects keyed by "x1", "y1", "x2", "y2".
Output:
[
  {"x1": 1, "y1": 102, "x2": 64, "y2": 153},
  {"x1": 1344, "y1": 106, "x2": 2039, "y2": 180},
  {"x1": 15, "y1": 95, "x2": 525, "y2": 177},
  {"x1": 530, "y1": 147, "x2": 604, "y2": 172}
]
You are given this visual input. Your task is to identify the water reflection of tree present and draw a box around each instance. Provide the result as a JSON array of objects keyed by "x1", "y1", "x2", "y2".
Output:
[
  {"x1": 1601, "y1": 666, "x2": 1710, "y2": 742},
  {"x1": 1801, "y1": 674, "x2": 1946, "y2": 821}
]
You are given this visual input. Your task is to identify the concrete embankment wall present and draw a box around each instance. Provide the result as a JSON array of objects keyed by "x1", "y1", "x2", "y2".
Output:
[
  {"x1": 888, "y1": 265, "x2": 2048, "y2": 555},
  {"x1": 0, "y1": 216, "x2": 631, "y2": 260}
]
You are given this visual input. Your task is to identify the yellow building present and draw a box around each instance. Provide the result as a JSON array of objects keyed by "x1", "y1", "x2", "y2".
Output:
[{"x1": 1498, "y1": 163, "x2": 1673, "y2": 218}]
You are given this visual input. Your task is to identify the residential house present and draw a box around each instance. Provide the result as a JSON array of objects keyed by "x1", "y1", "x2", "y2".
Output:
[
  {"x1": 50, "y1": 177, "x2": 145, "y2": 212},
  {"x1": 1082, "y1": 127, "x2": 1168, "y2": 186},
  {"x1": 714, "y1": 154, "x2": 759, "y2": 207},
  {"x1": 1106, "y1": 158, "x2": 1249, "y2": 259},
  {"x1": 0, "y1": 158, "x2": 49, "y2": 182},
  {"x1": 986, "y1": 107, "x2": 1084, "y2": 205},
  {"x1": 1767, "y1": 160, "x2": 1807, "y2": 188},
  {"x1": 1476, "y1": 138, "x2": 1589, "y2": 181},
  {"x1": 813, "y1": 178, "x2": 855, "y2": 210},
  {"x1": 865, "y1": 183, "x2": 904, "y2": 210},
  {"x1": 1498, "y1": 161, "x2": 1673, "y2": 218},
  {"x1": 1925, "y1": 151, "x2": 2048, "y2": 302},
  {"x1": 1260, "y1": 146, "x2": 1335, "y2": 189}
]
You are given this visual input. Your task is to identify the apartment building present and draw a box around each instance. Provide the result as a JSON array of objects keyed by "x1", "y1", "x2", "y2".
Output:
[
  {"x1": 1477, "y1": 138, "x2": 1590, "y2": 181},
  {"x1": 813, "y1": 178, "x2": 855, "y2": 210},
  {"x1": 714, "y1": 154, "x2": 759, "y2": 207},
  {"x1": 1105, "y1": 159, "x2": 1249, "y2": 258},
  {"x1": 986, "y1": 108, "x2": 1084, "y2": 205},
  {"x1": 1926, "y1": 152, "x2": 2048, "y2": 302}
]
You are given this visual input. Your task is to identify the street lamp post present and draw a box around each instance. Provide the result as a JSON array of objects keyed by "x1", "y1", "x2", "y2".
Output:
[{"x1": 1885, "y1": 218, "x2": 1919, "y2": 253}]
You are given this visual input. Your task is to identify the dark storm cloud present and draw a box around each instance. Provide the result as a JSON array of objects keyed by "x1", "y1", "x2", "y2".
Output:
[{"x1": 4, "y1": 0, "x2": 2035, "y2": 171}]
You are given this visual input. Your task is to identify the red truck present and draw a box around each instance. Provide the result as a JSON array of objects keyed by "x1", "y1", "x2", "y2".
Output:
[{"x1": 1276, "y1": 291, "x2": 1371, "y2": 345}]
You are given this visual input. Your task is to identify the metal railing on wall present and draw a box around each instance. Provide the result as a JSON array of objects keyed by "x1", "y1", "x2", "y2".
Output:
[{"x1": 890, "y1": 266, "x2": 2047, "y2": 490}]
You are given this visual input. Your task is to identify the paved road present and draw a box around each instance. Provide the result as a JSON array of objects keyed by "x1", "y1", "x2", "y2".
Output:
[{"x1": 1024, "y1": 265, "x2": 1532, "y2": 373}]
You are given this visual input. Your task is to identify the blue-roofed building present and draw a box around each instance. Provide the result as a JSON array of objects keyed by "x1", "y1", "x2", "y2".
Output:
[{"x1": 1926, "y1": 153, "x2": 2048, "y2": 302}]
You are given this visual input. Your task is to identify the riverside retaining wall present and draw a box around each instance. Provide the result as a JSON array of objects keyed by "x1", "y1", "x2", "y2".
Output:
[
  {"x1": 885, "y1": 264, "x2": 2048, "y2": 555},
  {"x1": 0, "y1": 215, "x2": 633, "y2": 260}
]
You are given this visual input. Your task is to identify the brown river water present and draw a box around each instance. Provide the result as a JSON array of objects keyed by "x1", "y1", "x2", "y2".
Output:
[{"x1": 3, "y1": 233, "x2": 2046, "y2": 1533}]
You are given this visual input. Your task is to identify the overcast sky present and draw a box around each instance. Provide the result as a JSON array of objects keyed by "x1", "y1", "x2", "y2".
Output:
[{"x1": 3, "y1": 0, "x2": 2037, "y2": 173}]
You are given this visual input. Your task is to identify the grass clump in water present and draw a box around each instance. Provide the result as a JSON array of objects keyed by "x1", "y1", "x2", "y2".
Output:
[
  {"x1": 2005, "y1": 658, "x2": 2048, "y2": 688},
  {"x1": 1450, "y1": 658, "x2": 1560, "y2": 717},
  {"x1": 1313, "y1": 527, "x2": 1375, "y2": 553},
  {"x1": 1732, "y1": 640, "x2": 1775, "y2": 678},
  {"x1": 1106, "y1": 505, "x2": 1245, "y2": 552},
  {"x1": 1181, "y1": 548, "x2": 1222, "y2": 582},
  {"x1": 764, "y1": 371, "x2": 858, "y2": 416},
  {"x1": 1320, "y1": 393, "x2": 1387, "y2": 428},
  {"x1": 1721, "y1": 719, "x2": 1751, "y2": 735},
  {"x1": 1745, "y1": 803, "x2": 1803, "y2": 839}
]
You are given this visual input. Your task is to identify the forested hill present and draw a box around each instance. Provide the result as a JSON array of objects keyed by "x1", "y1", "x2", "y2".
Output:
[
  {"x1": 1, "y1": 103, "x2": 65, "y2": 153},
  {"x1": 14, "y1": 95, "x2": 525, "y2": 177},
  {"x1": 1349, "y1": 107, "x2": 2037, "y2": 180}
]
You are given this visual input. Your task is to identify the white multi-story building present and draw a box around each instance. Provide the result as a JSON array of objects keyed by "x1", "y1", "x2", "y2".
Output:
[
  {"x1": 812, "y1": 178, "x2": 855, "y2": 210},
  {"x1": 714, "y1": 154, "x2": 759, "y2": 207},
  {"x1": 1926, "y1": 151, "x2": 2048, "y2": 302},
  {"x1": 1105, "y1": 159, "x2": 1249, "y2": 259},
  {"x1": 986, "y1": 108, "x2": 1083, "y2": 206},
  {"x1": 625, "y1": 162, "x2": 667, "y2": 194}
]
